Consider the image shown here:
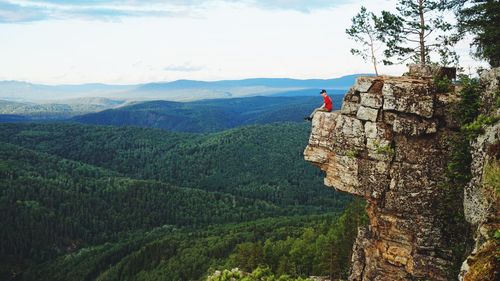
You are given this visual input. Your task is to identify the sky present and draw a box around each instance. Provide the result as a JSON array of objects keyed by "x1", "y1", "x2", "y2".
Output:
[{"x1": 0, "y1": 0, "x2": 486, "y2": 85}]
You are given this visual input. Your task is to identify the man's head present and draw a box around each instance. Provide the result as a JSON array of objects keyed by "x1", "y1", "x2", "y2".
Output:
[{"x1": 320, "y1": 89, "x2": 327, "y2": 96}]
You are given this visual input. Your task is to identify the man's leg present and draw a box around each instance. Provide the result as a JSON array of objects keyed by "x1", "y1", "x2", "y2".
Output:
[
  {"x1": 308, "y1": 108, "x2": 318, "y2": 119},
  {"x1": 309, "y1": 107, "x2": 327, "y2": 119}
]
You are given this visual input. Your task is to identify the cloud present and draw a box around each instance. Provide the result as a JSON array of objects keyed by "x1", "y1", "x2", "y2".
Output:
[
  {"x1": 0, "y1": 0, "x2": 352, "y2": 23},
  {"x1": 21, "y1": 0, "x2": 350, "y2": 8},
  {"x1": 0, "y1": 0, "x2": 188, "y2": 23},
  {"x1": 0, "y1": 2, "x2": 48, "y2": 22},
  {"x1": 164, "y1": 63, "x2": 205, "y2": 72},
  {"x1": 244, "y1": 0, "x2": 351, "y2": 12}
]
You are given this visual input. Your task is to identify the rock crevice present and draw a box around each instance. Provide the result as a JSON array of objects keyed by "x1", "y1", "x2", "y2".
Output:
[{"x1": 459, "y1": 68, "x2": 500, "y2": 281}]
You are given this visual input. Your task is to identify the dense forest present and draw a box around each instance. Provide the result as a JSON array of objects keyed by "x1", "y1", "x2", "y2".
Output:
[
  {"x1": 0, "y1": 121, "x2": 363, "y2": 281},
  {"x1": 0, "y1": 122, "x2": 349, "y2": 207},
  {"x1": 23, "y1": 201, "x2": 366, "y2": 281}
]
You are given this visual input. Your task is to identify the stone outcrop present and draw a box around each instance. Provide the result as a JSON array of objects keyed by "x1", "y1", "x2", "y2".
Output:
[
  {"x1": 304, "y1": 67, "x2": 466, "y2": 280},
  {"x1": 459, "y1": 68, "x2": 500, "y2": 281},
  {"x1": 407, "y1": 64, "x2": 457, "y2": 80}
]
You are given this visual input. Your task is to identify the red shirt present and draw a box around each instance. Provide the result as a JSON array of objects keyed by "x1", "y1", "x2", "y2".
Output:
[{"x1": 323, "y1": 95, "x2": 332, "y2": 111}]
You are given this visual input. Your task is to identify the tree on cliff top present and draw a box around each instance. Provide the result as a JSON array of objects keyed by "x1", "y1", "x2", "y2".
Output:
[
  {"x1": 452, "y1": 0, "x2": 500, "y2": 67},
  {"x1": 346, "y1": 6, "x2": 385, "y2": 76},
  {"x1": 377, "y1": 0, "x2": 458, "y2": 66}
]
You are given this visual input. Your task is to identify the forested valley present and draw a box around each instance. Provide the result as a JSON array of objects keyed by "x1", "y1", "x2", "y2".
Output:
[{"x1": 0, "y1": 117, "x2": 365, "y2": 281}]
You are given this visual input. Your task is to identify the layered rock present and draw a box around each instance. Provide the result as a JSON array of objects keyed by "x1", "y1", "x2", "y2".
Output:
[{"x1": 304, "y1": 69, "x2": 463, "y2": 280}]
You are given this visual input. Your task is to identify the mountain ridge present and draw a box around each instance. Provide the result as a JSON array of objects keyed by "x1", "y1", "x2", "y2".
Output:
[
  {"x1": 69, "y1": 95, "x2": 344, "y2": 133},
  {"x1": 0, "y1": 74, "x2": 372, "y2": 102}
]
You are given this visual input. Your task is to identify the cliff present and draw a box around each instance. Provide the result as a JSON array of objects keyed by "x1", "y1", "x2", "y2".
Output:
[{"x1": 304, "y1": 66, "x2": 499, "y2": 280}]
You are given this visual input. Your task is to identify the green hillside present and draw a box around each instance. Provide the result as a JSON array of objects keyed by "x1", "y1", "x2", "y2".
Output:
[
  {"x1": 71, "y1": 95, "x2": 344, "y2": 133},
  {"x1": 0, "y1": 122, "x2": 360, "y2": 280}
]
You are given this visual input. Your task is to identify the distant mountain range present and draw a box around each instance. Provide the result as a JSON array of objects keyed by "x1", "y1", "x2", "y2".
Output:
[
  {"x1": 0, "y1": 74, "x2": 370, "y2": 122},
  {"x1": 0, "y1": 74, "x2": 370, "y2": 102}
]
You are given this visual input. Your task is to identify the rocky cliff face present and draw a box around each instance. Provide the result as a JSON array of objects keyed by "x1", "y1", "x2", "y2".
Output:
[
  {"x1": 460, "y1": 68, "x2": 500, "y2": 281},
  {"x1": 304, "y1": 67, "x2": 467, "y2": 280}
]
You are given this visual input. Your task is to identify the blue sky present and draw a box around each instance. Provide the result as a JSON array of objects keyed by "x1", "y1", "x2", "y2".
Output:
[{"x1": 0, "y1": 0, "x2": 485, "y2": 84}]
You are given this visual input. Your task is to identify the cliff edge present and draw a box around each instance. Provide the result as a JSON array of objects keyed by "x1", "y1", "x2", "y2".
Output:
[{"x1": 304, "y1": 66, "x2": 499, "y2": 280}]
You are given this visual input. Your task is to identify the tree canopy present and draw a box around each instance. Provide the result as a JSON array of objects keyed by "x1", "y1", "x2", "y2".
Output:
[
  {"x1": 378, "y1": 0, "x2": 457, "y2": 65},
  {"x1": 454, "y1": 0, "x2": 500, "y2": 67},
  {"x1": 347, "y1": 0, "x2": 500, "y2": 68}
]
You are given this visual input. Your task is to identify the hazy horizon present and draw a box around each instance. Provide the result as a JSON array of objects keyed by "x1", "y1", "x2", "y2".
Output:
[{"x1": 0, "y1": 72, "x2": 372, "y2": 86}]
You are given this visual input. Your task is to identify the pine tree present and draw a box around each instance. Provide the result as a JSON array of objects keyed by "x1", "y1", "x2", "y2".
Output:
[
  {"x1": 346, "y1": 6, "x2": 385, "y2": 75},
  {"x1": 378, "y1": 0, "x2": 457, "y2": 65},
  {"x1": 453, "y1": 0, "x2": 500, "y2": 67}
]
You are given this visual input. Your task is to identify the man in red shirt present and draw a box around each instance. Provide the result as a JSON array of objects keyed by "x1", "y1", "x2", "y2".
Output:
[{"x1": 305, "y1": 89, "x2": 333, "y2": 121}]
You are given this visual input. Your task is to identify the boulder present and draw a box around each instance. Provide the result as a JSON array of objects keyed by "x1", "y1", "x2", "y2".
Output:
[
  {"x1": 408, "y1": 64, "x2": 457, "y2": 80},
  {"x1": 383, "y1": 82, "x2": 434, "y2": 118}
]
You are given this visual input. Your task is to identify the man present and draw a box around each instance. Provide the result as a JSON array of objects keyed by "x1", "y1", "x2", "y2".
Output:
[{"x1": 305, "y1": 89, "x2": 332, "y2": 121}]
